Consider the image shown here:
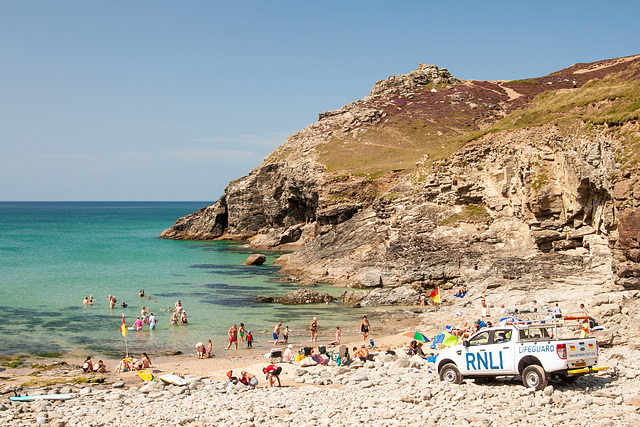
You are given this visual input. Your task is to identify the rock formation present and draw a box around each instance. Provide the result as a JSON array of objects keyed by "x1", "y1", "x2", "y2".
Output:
[{"x1": 161, "y1": 56, "x2": 640, "y2": 323}]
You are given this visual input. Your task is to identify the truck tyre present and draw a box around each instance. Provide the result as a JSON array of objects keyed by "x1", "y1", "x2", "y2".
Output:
[
  {"x1": 439, "y1": 363, "x2": 463, "y2": 385},
  {"x1": 522, "y1": 365, "x2": 547, "y2": 390}
]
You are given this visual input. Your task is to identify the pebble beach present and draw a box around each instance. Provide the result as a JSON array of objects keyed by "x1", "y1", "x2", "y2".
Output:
[{"x1": 2, "y1": 328, "x2": 640, "y2": 427}]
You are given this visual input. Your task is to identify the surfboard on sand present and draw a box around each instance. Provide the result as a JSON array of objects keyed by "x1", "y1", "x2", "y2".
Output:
[
  {"x1": 138, "y1": 369, "x2": 154, "y2": 381},
  {"x1": 159, "y1": 374, "x2": 187, "y2": 386},
  {"x1": 10, "y1": 394, "x2": 73, "y2": 402},
  {"x1": 267, "y1": 340, "x2": 286, "y2": 344}
]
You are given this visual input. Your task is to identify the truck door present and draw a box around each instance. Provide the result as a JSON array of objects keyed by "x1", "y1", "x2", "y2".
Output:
[
  {"x1": 463, "y1": 329, "x2": 513, "y2": 374},
  {"x1": 489, "y1": 329, "x2": 514, "y2": 373}
]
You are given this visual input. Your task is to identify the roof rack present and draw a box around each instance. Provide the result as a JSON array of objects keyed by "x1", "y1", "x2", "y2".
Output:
[{"x1": 498, "y1": 310, "x2": 591, "y2": 339}]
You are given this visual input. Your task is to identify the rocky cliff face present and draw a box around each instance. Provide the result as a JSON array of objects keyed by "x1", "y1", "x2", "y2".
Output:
[{"x1": 161, "y1": 56, "x2": 640, "y2": 305}]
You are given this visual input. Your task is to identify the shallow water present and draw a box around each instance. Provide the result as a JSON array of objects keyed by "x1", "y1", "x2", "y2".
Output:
[{"x1": 0, "y1": 202, "x2": 365, "y2": 358}]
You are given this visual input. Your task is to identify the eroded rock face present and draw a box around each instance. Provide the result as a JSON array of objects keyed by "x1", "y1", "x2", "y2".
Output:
[{"x1": 161, "y1": 63, "x2": 640, "y2": 303}]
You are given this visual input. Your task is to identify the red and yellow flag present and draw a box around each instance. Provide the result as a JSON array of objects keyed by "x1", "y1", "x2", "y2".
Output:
[
  {"x1": 120, "y1": 313, "x2": 128, "y2": 337},
  {"x1": 430, "y1": 287, "x2": 440, "y2": 304}
]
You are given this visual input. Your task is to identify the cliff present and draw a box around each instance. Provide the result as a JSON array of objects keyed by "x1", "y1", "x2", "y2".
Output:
[{"x1": 161, "y1": 55, "x2": 640, "y2": 306}]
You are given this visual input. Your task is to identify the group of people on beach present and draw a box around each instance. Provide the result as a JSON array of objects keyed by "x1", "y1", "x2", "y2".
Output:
[
  {"x1": 225, "y1": 323, "x2": 253, "y2": 349},
  {"x1": 114, "y1": 353, "x2": 152, "y2": 373},
  {"x1": 82, "y1": 356, "x2": 106, "y2": 373},
  {"x1": 195, "y1": 340, "x2": 213, "y2": 358}
]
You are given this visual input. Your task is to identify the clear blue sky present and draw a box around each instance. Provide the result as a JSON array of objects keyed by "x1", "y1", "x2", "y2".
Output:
[{"x1": 1, "y1": 1, "x2": 638, "y2": 201}]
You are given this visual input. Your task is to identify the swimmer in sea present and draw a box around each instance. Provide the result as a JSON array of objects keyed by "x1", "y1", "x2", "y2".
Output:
[
  {"x1": 121, "y1": 301, "x2": 128, "y2": 308},
  {"x1": 139, "y1": 289, "x2": 145, "y2": 298},
  {"x1": 88, "y1": 295, "x2": 94, "y2": 304},
  {"x1": 83, "y1": 296, "x2": 89, "y2": 305}
]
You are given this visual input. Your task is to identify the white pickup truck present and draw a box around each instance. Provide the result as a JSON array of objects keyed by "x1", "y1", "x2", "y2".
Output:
[{"x1": 436, "y1": 322, "x2": 601, "y2": 390}]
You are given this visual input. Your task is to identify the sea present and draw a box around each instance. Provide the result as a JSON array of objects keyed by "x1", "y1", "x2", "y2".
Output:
[{"x1": 0, "y1": 202, "x2": 364, "y2": 359}]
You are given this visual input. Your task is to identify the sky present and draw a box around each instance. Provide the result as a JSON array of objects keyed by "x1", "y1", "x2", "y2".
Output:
[{"x1": 1, "y1": 1, "x2": 638, "y2": 201}]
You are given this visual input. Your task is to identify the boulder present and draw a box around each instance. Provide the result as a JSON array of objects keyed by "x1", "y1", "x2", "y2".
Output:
[{"x1": 244, "y1": 254, "x2": 267, "y2": 266}]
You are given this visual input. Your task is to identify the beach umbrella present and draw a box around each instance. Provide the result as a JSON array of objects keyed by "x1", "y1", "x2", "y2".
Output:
[{"x1": 398, "y1": 331, "x2": 430, "y2": 342}]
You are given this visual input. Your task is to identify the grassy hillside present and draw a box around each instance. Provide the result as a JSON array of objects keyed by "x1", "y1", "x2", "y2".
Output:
[{"x1": 316, "y1": 55, "x2": 640, "y2": 176}]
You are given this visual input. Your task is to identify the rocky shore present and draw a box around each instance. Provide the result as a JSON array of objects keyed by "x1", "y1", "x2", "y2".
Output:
[{"x1": 2, "y1": 342, "x2": 639, "y2": 426}]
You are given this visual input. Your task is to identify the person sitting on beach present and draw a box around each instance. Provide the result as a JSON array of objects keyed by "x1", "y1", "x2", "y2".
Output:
[
  {"x1": 240, "y1": 371, "x2": 258, "y2": 388},
  {"x1": 263, "y1": 364, "x2": 282, "y2": 387},
  {"x1": 352, "y1": 345, "x2": 369, "y2": 362},
  {"x1": 196, "y1": 342, "x2": 205, "y2": 359},
  {"x1": 246, "y1": 331, "x2": 253, "y2": 348},
  {"x1": 94, "y1": 360, "x2": 107, "y2": 373},
  {"x1": 207, "y1": 339, "x2": 213, "y2": 357},
  {"x1": 454, "y1": 285, "x2": 468, "y2": 298},
  {"x1": 82, "y1": 356, "x2": 93, "y2": 373},
  {"x1": 283, "y1": 344, "x2": 294, "y2": 363},
  {"x1": 139, "y1": 289, "x2": 145, "y2": 298},
  {"x1": 180, "y1": 311, "x2": 188, "y2": 324},
  {"x1": 114, "y1": 355, "x2": 132, "y2": 373},
  {"x1": 283, "y1": 326, "x2": 290, "y2": 344},
  {"x1": 140, "y1": 353, "x2": 151, "y2": 369},
  {"x1": 407, "y1": 340, "x2": 418, "y2": 356},
  {"x1": 415, "y1": 342, "x2": 426, "y2": 357}
]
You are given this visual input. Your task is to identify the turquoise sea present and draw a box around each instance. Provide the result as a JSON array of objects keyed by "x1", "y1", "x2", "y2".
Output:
[{"x1": 0, "y1": 202, "x2": 363, "y2": 359}]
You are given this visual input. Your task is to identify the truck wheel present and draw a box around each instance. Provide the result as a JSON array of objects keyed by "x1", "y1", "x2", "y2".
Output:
[
  {"x1": 522, "y1": 365, "x2": 547, "y2": 390},
  {"x1": 439, "y1": 363, "x2": 463, "y2": 385}
]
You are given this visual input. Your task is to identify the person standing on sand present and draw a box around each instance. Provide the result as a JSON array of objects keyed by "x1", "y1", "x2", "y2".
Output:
[
  {"x1": 207, "y1": 339, "x2": 213, "y2": 357},
  {"x1": 309, "y1": 317, "x2": 318, "y2": 342},
  {"x1": 273, "y1": 322, "x2": 282, "y2": 341},
  {"x1": 246, "y1": 330, "x2": 253, "y2": 348},
  {"x1": 263, "y1": 364, "x2": 282, "y2": 387},
  {"x1": 360, "y1": 316, "x2": 371, "y2": 342},
  {"x1": 196, "y1": 342, "x2": 205, "y2": 358},
  {"x1": 335, "y1": 326, "x2": 342, "y2": 344},
  {"x1": 226, "y1": 323, "x2": 238, "y2": 350}
]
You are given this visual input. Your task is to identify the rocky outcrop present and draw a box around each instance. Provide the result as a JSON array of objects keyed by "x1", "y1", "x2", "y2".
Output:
[
  {"x1": 162, "y1": 57, "x2": 640, "y2": 307},
  {"x1": 341, "y1": 285, "x2": 421, "y2": 307},
  {"x1": 253, "y1": 289, "x2": 333, "y2": 305}
]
